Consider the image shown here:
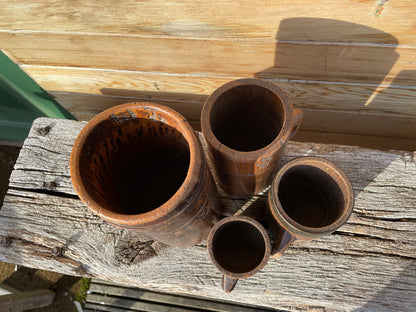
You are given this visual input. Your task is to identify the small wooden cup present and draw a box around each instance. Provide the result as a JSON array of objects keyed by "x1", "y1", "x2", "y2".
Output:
[
  {"x1": 207, "y1": 216, "x2": 271, "y2": 292},
  {"x1": 267, "y1": 157, "x2": 354, "y2": 258},
  {"x1": 201, "y1": 78, "x2": 303, "y2": 197}
]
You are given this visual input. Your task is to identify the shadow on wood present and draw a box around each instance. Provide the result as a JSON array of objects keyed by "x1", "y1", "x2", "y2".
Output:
[
  {"x1": 353, "y1": 262, "x2": 416, "y2": 311},
  {"x1": 47, "y1": 18, "x2": 415, "y2": 151},
  {"x1": 256, "y1": 17, "x2": 399, "y2": 84},
  {"x1": 254, "y1": 18, "x2": 416, "y2": 150}
]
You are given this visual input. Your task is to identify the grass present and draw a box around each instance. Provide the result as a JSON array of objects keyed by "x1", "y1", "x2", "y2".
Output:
[{"x1": 74, "y1": 277, "x2": 91, "y2": 307}]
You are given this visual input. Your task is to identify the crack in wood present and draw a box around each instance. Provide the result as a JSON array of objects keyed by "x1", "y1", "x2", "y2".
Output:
[
  {"x1": 335, "y1": 230, "x2": 398, "y2": 242},
  {"x1": 289, "y1": 245, "x2": 415, "y2": 260},
  {"x1": 360, "y1": 215, "x2": 416, "y2": 223},
  {"x1": 114, "y1": 240, "x2": 160, "y2": 266},
  {"x1": 12, "y1": 168, "x2": 70, "y2": 175},
  {"x1": 8, "y1": 186, "x2": 79, "y2": 199},
  {"x1": 0, "y1": 234, "x2": 95, "y2": 277}
]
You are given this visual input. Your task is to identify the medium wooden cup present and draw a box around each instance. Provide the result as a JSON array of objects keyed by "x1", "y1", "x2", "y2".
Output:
[
  {"x1": 201, "y1": 78, "x2": 303, "y2": 197},
  {"x1": 70, "y1": 103, "x2": 219, "y2": 247},
  {"x1": 207, "y1": 216, "x2": 271, "y2": 293},
  {"x1": 267, "y1": 157, "x2": 354, "y2": 258}
]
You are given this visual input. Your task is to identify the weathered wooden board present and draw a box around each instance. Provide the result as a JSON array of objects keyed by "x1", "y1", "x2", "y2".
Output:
[
  {"x1": 86, "y1": 279, "x2": 277, "y2": 312},
  {"x1": 1, "y1": 118, "x2": 415, "y2": 311},
  {"x1": 3, "y1": 32, "x2": 416, "y2": 86},
  {"x1": 0, "y1": 1, "x2": 414, "y2": 44}
]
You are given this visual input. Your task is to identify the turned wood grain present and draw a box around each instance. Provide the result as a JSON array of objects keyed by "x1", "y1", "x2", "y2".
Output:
[{"x1": 1, "y1": 118, "x2": 415, "y2": 311}]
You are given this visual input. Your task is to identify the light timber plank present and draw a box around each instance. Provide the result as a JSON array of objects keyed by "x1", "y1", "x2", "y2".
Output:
[
  {"x1": 0, "y1": 118, "x2": 415, "y2": 311},
  {"x1": 293, "y1": 130, "x2": 416, "y2": 154},
  {"x1": 42, "y1": 91, "x2": 416, "y2": 150},
  {"x1": 49, "y1": 92, "x2": 204, "y2": 125},
  {"x1": 0, "y1": 1, "x2": 414, "y2": 44},
  {"x1": 299, "y1": 110, "x2": 416, "y2": 140},
  {"x1": 22, "y1": 65, "x2": 416, "y2": 117},
  {"x1": 3, "y1": 32, "x2": 416, "y2": 86}
]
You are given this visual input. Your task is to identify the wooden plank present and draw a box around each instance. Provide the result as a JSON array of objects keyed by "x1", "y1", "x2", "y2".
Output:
[
  {"x1": 22, "y1": 65, "x2": 416, "y2": 117},
  {"x1": 293, "y1": 130, "x2": 416, "y2": 152},
  {"x1": 48, "y1": 92, "x2": 204, "y2": 124},
  {"x1": 3, "y1": 32, "x2": 416, "y2": 85},
  {"x1": 21, "y1": 65, "x2": 416, "y2": 149},
  {"x1": 86, "y1": 293, "x2": 198, "y2": 312},
  {"x1": 84, "y1": 304, "x2": 136, "y2": 312},
  {"x1": 0, "y1": 289, "x2": 55, "y2": 312},
  {"x1": 45, "y1": 92, "x2": 416, "y2": 151},
  {"x1": 0, "y1": 284, "x2": 16, "y2": 296},
  {"x1": 299, "y1": 110, "x2": 416, "y2": 139},
  {"x1": 43, "y1": 91, "x2": 416, "y2": 150},
  {"x1": 0, "y1": 1, "x2": 415, "y2": 44},
  {"x1": 84, "y1": 308, "x2": 110, "y2": 312},
  {"x1": 0, "y1": 118, "x2": 415, "y2": 311},
  {"x1": 88, "y1": 281, "x2": 276, "y2": 312}
]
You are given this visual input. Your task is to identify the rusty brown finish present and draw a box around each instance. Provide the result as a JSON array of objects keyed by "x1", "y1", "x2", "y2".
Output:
[
  {"x1": 207, "y1": 216, "x2": 271, "y2": 292},
  {"x1": 201, "y1": 78, "x2": 303, "y2": 197},
  {"x1": 267, "y1": 156, "x2": 354, "y2": 258},
  {"x1": 70, "y1": 102, "x2": 219, "y2": 247}
]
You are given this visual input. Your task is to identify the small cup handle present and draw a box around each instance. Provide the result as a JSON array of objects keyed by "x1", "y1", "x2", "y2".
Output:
[
  {"x1": 289, "y1": 108, "x2": 303, "y2": 140},
  {"x1": 222, "y1": 275, "x2": 238, "y2": 293},
  {"x1": 271, "y1": 226, "x2": 296, "y2": 259}
]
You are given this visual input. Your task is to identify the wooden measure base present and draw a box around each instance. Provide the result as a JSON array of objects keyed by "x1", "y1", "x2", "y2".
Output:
[{"x1": 0, "y1": 118, "x2": 415, "y2": 311}]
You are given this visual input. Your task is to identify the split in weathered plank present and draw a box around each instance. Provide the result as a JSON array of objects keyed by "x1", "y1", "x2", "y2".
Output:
[{"x1": 0, "y1": 118, "x2": 415, "y2": 311}]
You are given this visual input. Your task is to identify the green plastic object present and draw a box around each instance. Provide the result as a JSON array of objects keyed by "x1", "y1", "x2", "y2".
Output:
[{"x1": 0, "y1": 51, "x2": 75, "y2": 142}]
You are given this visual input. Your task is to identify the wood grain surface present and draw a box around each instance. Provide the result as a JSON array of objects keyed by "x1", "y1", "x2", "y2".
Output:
[
  {"x1": 3, "y1": 32, "x2": 415, "y2": 86},
  {"x1": 0, "y1": 118, "x2": 415, "y2": 311},
  {"x1": 0, "y1": 1, "x2": 414, "y2": 44},
  {"x1": 2, "y1": 1, "x2": 416, "y2": 150},
  {"x1": 20, "y1": 65, "x2": 416, "y2": 150},
  {"x1": 22, "y1": 65, "x2": 416, "y2": 117}
]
